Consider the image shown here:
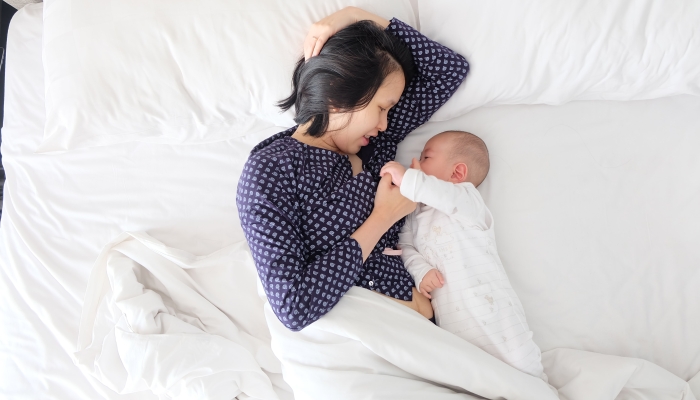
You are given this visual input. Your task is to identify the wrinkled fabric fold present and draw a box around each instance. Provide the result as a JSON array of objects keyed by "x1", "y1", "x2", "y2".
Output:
[{"x1": 75, "y1": 232, "x2": 292, "y2": 400}]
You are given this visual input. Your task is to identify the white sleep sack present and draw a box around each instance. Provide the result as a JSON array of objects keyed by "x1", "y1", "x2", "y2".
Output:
[{"x1": 398, "y1": 168, "x2": 546, "y2": 380}]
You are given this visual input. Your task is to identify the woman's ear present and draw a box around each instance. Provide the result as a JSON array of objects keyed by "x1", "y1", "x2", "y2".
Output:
[{"x1": 451, "y1": 163, "x2": 468, "y2": 183}]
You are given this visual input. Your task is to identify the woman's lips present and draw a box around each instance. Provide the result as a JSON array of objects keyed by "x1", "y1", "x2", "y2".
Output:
[{"x1": 361, "y1": 136, "x2": 369, "y2": 146}]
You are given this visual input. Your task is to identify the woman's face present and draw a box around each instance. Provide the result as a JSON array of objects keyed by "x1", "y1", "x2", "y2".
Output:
[{"x1": 326, "y1": 70, "x2": 405, "y2": 155}]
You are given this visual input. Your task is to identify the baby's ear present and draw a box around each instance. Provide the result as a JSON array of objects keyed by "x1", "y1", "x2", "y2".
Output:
[{"x1": 452, "y1": 163, "x2": 468, "y2": 183}]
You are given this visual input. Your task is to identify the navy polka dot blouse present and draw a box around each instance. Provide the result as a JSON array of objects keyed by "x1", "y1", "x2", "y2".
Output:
[{"x1": 237, "y1": 18, "x2": 468, "y2": 331}]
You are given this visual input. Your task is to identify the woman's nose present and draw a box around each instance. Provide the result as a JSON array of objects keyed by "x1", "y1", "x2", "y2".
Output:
[{"x1": 377, "y1": 114, "x2": 388, "y2": 132}]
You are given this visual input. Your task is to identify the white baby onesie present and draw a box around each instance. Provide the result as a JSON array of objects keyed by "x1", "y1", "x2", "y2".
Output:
[{"x1": 398, "y1": 168, "x2": 546, "y2": 380}]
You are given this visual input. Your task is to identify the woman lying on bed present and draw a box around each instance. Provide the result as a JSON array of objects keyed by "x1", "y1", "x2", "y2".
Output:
[{"x1": 236, "y1": 6, "x2": 468, "y2": 331}]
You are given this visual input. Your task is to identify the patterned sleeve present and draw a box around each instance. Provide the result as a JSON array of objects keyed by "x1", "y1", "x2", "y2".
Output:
[
  {"x1": 362, "y1": 18, "x2": 469, "y2": 175},
  {"x1": 236, "y1": 156, "x2": 365, "y2": 331}
]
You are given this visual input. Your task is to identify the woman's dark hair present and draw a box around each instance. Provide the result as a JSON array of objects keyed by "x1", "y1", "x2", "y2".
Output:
[{"x1": 278, "y1": 20, "x2": 415, "y2": 137}]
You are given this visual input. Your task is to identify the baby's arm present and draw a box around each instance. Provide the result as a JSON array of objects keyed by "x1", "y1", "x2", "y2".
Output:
[
  {"x1": 398, "y1": 215, "x2": 440, "y2": 295},
  {"x1": 400, "y1": 168, "x2": 483, "y2": 224}
]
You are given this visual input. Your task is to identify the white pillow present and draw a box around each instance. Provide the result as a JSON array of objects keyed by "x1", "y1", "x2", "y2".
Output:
[
  {"x1": 40, "y1": 0, "x2": 416, "y2": 152},
  {"x1": 418, "y1": 0, "x2": 700, "y2": 121}
]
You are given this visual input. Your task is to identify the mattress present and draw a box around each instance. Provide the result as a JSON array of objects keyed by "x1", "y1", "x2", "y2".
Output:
[{"x1": 1, "y1": 4, "x2": 699, "y2": 399}]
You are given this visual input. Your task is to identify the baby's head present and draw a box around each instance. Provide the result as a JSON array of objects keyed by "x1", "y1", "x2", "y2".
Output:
[{"x1": 417, "y1": 130, "x2": 490, "y2": 187}]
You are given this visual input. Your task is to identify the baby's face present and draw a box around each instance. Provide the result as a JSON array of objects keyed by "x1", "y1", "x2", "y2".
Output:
[{"x1": 417, "y1": 135, "x2": 457, "y2": 182}]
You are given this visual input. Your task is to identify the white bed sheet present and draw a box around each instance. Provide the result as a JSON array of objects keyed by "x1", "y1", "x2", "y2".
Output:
[
  {"x1": 2, "y1": 4, "x2": 699, "y2": 399},
  {"x1": 401, "y1": 97, "x2": 700, "y2": 383}
]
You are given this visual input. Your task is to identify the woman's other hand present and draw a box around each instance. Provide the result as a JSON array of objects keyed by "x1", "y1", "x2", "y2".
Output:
[
  {"x1": 373, "y1": 173, "x2": 416, "y2": 224},
  {"x1": 350, "y1": 173, "x2": 414, "y2": 261},
  {"x1": 304, "y1": 7, "x2": 390, "y2": 61}
]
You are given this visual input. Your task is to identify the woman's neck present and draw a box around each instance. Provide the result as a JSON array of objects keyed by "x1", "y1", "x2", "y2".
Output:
[
  {"x1": 291, "y1": 124, "x2": 343, "y2": 154},
  {"x1": 292, "y1": 123, "x2": 362, "y2": 175}
]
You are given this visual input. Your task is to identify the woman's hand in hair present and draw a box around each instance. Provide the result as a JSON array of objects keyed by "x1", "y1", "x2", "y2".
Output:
[
  {"x1": 304, "y1": 7, "x2": 391, "y2": 61},
  {"x1": 373, "y1": 173, "x2": 416, "y2": 224}
]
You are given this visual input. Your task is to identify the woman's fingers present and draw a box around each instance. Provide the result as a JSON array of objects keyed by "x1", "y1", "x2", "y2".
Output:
[
  {"x1": 303, "y1": 37, "x2": 314, "y2": 61},
  {"x1": 304, "y1": 32, "x2": 322, "y2": 60},
  {"x1": 374, "y1": 173, "x2": 415, "y2": 221},
  {"x1": 304, "y1": 7, "x2": 364, "y2": 60},
  {"x1": 303, "y1": 21, "x2": 335, "y2": 60},
  {"x1": 304, "y1": 26, "x2": 324, "y2": 60},
  {"x1": 304, "y1": 37, "x2": 320, "y2": 60},
  {"x1": 379, "y1": 171, "x2": 393, "y2": 186},
  {"x1": 311, "y1": 35, "x2": 327, "y2": 58}
]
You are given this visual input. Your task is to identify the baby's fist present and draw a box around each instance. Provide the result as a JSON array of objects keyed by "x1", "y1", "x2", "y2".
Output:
[
  {"x1": 380, "y1": 161, "x2": 407, "y2": 187},
  {"x1": 419, "y1": 269, "x2": 444, "y2": 299},
  {"x1": 410, "y1": 157, "x2": 422, "y2": 171}
]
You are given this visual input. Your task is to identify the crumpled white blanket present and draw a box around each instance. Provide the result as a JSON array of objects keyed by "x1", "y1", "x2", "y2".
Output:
[
  {"x1": 76, "y1": 232, "x2": 698, "y2": 400},
  {"x1": 75, "y1": 232, "x2": 292, "y2": 400}
]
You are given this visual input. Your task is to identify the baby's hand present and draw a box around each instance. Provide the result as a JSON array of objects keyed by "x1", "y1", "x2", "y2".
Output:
[
  {"x1": 419, "y1": 269, "x2": 444, "y2": 299},
  {"x1": 380, "y1": 161, "x2": 407, "y2": 187},
  {"x1": 410, "y1": 157, "x2": 422, "y2": 171}
]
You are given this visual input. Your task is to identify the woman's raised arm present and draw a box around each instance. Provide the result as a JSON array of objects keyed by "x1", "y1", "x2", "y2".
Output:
[
  {"x1": 357, "y1": 17, "x2": 469, "y2": 175},
  {"x1": 384, "y1": 19, "x2": 469, "y2": 139}
]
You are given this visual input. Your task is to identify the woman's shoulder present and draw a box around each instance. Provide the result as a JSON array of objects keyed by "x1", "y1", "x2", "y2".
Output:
[
  {"x1": 246, "y1": 129, "x2": 303, "y2": 169},
  {"x1": 249, "y1": 138, "x2": 298, "y2": 161},
  {"x1": 243, "y1": 148, "x2": 298, "y2": 192},
  {"x1": 250, "y1": 127, "x2": 297, "y2": 156},
  {"x1": 238, "y1": 135, "x2": 302, "y2": 207}
]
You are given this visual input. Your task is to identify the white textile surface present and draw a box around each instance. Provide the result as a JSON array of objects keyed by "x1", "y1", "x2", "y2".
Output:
[
  {"x1": 78, "y1": 232, "x2": 552, "y2": 399},
  {"x1": 38, "y1": 0, "x2": 415, "y2": 152},
  {"x1": 38, "y1": 0, "x2": 700, "y2": 151},
  {"x1": 75, "y1": 232, "x2": 292, "y2": 400},
  {"x1": 4, "y1": 0, "x2": 42, "y2": 10},
  {"x1": 2, "y1": 3, "x2": 700, "y2": 400},
  {"x1": 419, "y1": 0, "x2": 700, "y2": 120},
  {"x1": 396, "y1": 96, "x2": 700, "y2": 384},
  {"x1": 78, "y1": 231, "x2": 697, "y2": 400}
]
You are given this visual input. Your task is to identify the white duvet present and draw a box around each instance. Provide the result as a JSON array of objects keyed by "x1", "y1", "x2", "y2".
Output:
[
  {"x1": 75, "y1": 233, "x2": 290, "y2": 400},
  {"x1": 3, "y1": 3, "x2": 700, "y2": 400},
  {"x1": 76, "y1": 232, "x2": 696, "y2": 400}
]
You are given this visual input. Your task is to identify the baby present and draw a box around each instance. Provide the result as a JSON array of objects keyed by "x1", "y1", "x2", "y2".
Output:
[{"x1": 381, "y1": 131, "x2": 547, "y2": 380}]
